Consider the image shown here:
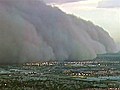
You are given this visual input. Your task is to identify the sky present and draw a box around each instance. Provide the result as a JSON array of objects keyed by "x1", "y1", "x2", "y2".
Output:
[{"x1": 45, "y1": 0, "x2": 120, "y2": 44}]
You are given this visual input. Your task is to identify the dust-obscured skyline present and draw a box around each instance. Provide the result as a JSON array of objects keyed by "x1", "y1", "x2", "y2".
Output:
[{"x1": 0, "y1": 0, "x2": 117, "y2": 63}]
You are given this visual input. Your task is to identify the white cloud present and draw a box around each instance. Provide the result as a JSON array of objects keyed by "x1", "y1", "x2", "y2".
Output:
[
  {"x1": 98, "y1": 0, "x2": 120, "y2": 8},
  {"x1": 43, "y1": 0, "x2": 87, "y2": 4}
]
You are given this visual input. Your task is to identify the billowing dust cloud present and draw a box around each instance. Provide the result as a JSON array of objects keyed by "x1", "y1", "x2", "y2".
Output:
[{"x1": 0, "y1": 0, "x2": 117, "y2": 64}]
